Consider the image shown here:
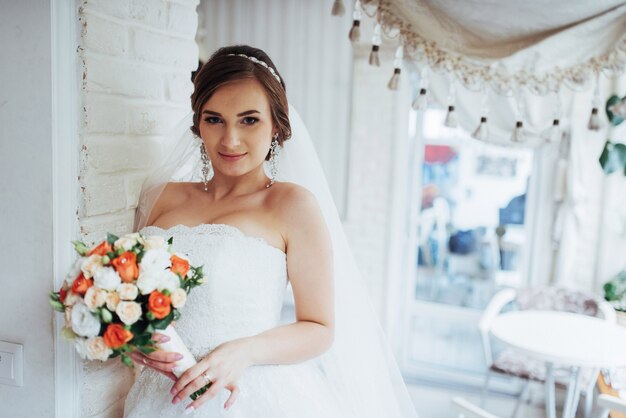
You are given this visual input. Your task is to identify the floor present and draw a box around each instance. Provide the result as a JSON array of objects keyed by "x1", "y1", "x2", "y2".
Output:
[{"x1": 406, "y1": 379, "x2": 600, "y2": 418}]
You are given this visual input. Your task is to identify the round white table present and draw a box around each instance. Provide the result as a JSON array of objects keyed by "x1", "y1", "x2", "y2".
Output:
[{"x1": 491, "y1": 310, "x2": 626, "y2": 418}]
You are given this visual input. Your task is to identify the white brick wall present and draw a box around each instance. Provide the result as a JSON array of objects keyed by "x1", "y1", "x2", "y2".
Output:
[{"x1": 78, "y1": 0, "x2": 199, "y2": 416}]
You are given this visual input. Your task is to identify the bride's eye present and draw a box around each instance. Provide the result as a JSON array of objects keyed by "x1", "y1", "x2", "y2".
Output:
[
  {"x1": 242, "y1": 117, "x2": 258, "y2": 125},
  {"x1": 204, "y1": 117, "x2": 221, "y2": 124}
]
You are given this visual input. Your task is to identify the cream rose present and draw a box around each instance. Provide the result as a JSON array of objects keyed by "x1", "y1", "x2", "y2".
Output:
[
  {"x1": 170, "y1": 288, "x2": 187, "y2": 309},
  {"x1": 117, "y1": 283, "x2": 139, "y2": 301},
  {"x1": 74, "y1": 338, "x2": 88, "y2": 359},
  {"x1": 143, "y1": 235, "x2": 167, "y2": 251},
  {"x1": 93, "y1": 266, "x2": 122, "y2": 291},
  {"x1": 81, "y1": 254, "x2": 103, "y2": 279},
  {"x1": 114, "y1": 233, "x2": 141, "y2": 251},
  {"x1": 115, "y1": 301, "x2": 142, "y2": 325},
  {"x1": 84, "y1": 337, "x2": 113, "y2": 361},
  {"x1": 71, "y1": 302, "x2": 101, "y2": 337},
  {"x1": 105, "y1": 291, "x2": 121, "y2": 311},
  {"x1": 140, "y1": 248, "x2": 171, "y2": 273},
  {"x1": 66, "y1": 257, "x2": 85, "y2": 283},
  {"x1": 84, "y1": 287, "x2": 107, "y2": 311},
  {"x1": 64, "y1": 291, "x2": 83, "y2": 307}
]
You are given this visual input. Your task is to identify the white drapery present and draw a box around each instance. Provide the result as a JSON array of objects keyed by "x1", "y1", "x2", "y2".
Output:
[{"x1": 339, "y1": 0, "x2": 626, "y2": 289}]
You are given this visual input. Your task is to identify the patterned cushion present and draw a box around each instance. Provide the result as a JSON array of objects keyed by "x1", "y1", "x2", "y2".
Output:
[
  {"x1": 515, "y1": 287, "x2": 599, "y2": 316},
  {"x1": 491, "y1": 348, "x2": 595, "y2": 388}
]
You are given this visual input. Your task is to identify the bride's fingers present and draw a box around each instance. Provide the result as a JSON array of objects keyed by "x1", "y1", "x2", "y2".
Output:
[
  {"x1": 129, "y1": 352, "x2": 177, "y2": 381},
  {"x1": 183, "y1": 379, "x2": 228, "y2": 413},
  {"x1": 223, "y1": 385, "x2": 240, "y2": 410},
  {"x1": 146, "y1": 350, "x2": 184, "y2": 364}
]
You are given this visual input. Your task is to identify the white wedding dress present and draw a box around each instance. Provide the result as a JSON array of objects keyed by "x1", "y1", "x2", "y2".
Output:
[{"x1": 123, "y1": 223, "x2": 346, "y2": 418}]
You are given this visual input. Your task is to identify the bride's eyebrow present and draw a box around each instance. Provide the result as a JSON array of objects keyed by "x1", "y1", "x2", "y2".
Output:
[{"x1": 202, "y1": 110, "x2": 260, "y2": 117}]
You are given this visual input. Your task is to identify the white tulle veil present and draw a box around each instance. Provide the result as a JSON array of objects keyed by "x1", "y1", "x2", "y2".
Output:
[{"x1": 133, "y1": 105, "x2": 419, "y2": 418}]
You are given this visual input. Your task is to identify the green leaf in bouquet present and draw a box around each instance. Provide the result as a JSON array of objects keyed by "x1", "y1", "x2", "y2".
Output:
[
  {"x1": 107, "y1": 251, "x2": 116, "y2": 259},
  {"x1": 146, "y1": 311, "x2": 156, "y2": 321},
  {"x1": 604, "y1": 282, "x2": 618, "y2": 301},
  {"x1": 61, "y1": 327, "x2": 77, "y2": 340},
  {"x1": 173, "y1": 310, "x2": 181, "y2": 321},
  {"x1": 151, "y1": 311, "x2": 174, "y2": 330},
  {"x1": 49, "y1": 291, "x2": 60, "y2": 302},
  {"x1": 132, "y1": 333, "x2": 152, "y2": 347},
  {"x1": 109, "y1": 350, "x2": 121, "y2": 358},
  {"x1": 72, "y1": 240, "x2": 90, "y2": 256},
  {"x1": 144, "y1": 324, "x2": 155, "y2": 334},
  {"x1": 115, "y1": 247, "x2": 125, "y2": 256},
  {"x1": 49, "y1": 300, "x2": 65, "y2": 312},
  {"x1": 107, "y1": 233, "x2": 120, "y2": 246},
  {"x1": 136, "y1": 250, "x2": 145, "y2": 264},
  {"x1": 167, "y1": 237, "x2": 173, "y2": 245},
  {"x1": 138, "y1": 346, "x2": 157, "y2": 355},
  {"x1": 120, "y1": 353, "x2": 133, "y2": 368}
]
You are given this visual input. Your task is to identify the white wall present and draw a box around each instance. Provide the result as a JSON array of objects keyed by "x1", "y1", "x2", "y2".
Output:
[
  {"x1": 0, "y1": 1, "x2": 55, "y2": 416},
  {"x1": 77, "y1": 0, "x2": 199, "y2": 416}
]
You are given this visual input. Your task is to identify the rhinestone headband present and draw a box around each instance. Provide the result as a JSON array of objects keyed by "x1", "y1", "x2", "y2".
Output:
[{"x1": 227, "y1": 53, "x2": 281, "y2": 84}]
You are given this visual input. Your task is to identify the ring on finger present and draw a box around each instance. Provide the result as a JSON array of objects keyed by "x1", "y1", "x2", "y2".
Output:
[
  {"x1": 142, "y1": 357, "x2": 148, "y2": 365},
  {"x1": 202, "y1": 371, "x2": 213, "y2": 383}
]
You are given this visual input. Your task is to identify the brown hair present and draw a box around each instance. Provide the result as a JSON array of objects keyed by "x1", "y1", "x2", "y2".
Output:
[{"x1": 190, "y1": 45, "x2": 291, "y2": 160}]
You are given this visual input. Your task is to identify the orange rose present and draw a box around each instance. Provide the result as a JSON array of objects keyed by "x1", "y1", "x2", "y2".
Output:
[
  {"x1": 88, "y1": 240, "x2": 113, "y2": 256},
  {"x1": 170, "y1": 255, "x2": 190, "y2": 277},
  {"x1": 103, "y1": 324, "x2": 134, "y2": 349},
  {"x1": 111, "y1": 251, "x2": 139, "y2": 283},
  {"x1": 148, "y1": 291, "x2": 171, "y2": 319},
  {"x1": 71, "y1": 273, "x2": 93, "y2": 295}
]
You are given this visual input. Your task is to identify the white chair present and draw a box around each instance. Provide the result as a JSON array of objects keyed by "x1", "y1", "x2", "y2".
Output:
[
  {"x1": 598, "y1": 393, "x2": 626, "y2": 418},
  {"x1": 479, "y1": 287, "x2": 616, "y2": 418},
  {"x1": 452, "y1": 397, "x2": 502, "y2": 418}
]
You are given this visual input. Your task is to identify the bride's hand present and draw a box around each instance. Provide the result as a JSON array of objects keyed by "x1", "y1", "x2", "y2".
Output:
[
  {"x1": 169, "y1": 338, "x2": 253, "y2": 412},
  {"x1": 129, "y1": 332, "x2": 183, "y2": 382}
]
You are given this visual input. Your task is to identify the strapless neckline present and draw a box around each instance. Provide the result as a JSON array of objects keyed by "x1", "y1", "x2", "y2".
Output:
[{"x1": 141, "y1": 223, "x2": 286, "y2": 257}]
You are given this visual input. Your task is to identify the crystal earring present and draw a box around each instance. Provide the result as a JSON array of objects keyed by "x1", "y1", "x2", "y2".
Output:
[
  {"x1": 200, "y1": 142, "x2": 213, "y2": 191},
  {"x1": 266, "y1": 134, "x2": 280, "y2": 188}
]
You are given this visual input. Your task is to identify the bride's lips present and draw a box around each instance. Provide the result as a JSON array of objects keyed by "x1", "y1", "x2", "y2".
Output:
[{"x1": 218, "y1": 152, "x2": 247, "y2": 162}]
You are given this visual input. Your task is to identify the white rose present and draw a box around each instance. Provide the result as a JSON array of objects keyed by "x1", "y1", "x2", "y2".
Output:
[
  {"x1": 64, "y1": 291, "x2": 83, "y2": 307},
  {"x1": 81, "y1": 255, "x2": 103, "y2": 279},
  {"x1": 136, "y1": 270, "x2": 161, "y2": 295},
  {"x1": 84, "y1": 287, "x2": 107, "y2": 311},
  {"x1": 170, "y1": 288, "x2": 187, "y2": 309},
  {"x1": 93, "y1": 266, "x2": 122, "y2": 291},
  {"x1": 117, "y1": 283, "x2": 139, "y2": 301},
  {"x1": 105, "y1": 291, "x2": 121, "y2": 311},
  {"x1": 116, "y1": 301, "x2": 142, "y2": 325},
  {"x1": 143, "y1": 235, "x2": 167, "y2": 251},
  {"x1": 74, "y1": 338, "x2": 88, "y2": 359},
  {"x1": 140, "y1": 248, "x2": 171, "y2": 273},
  {"x1": 160, "y1": 270, "x2": 181, "y2": 292},
  {"x1": 114, "y1": 233, "x2": 141, "y2": 251},
  {"x1": 71, "y1": 302, "x2": 101, "y2": 337},
  {"x1": 84, "y1": 337, "x2": 113, "y2": 361}
]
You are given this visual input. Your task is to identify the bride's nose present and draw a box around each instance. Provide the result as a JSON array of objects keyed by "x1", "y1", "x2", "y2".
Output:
[{"x1": 221, "y1": 125, "x2": 241, "y2": 147}]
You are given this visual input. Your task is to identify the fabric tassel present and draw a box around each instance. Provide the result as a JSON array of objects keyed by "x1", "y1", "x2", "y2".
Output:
[
  {"x1": 331, "y1": 0, "x2": 345, "y2": 16},
  {"x1": 542, "y1": 119, "x2": 560, "y2": 143},
  {"x1": 587, "y1": 107, "x2": 602, "y2": 131},
  {"x1": 472, "y1": 117, "x2": 488, "y2": 140},
  {"x1": 349, "y1": 20, "x2": 361, "y2": 43},
  {"x1": 387, "y1": 68, "x2": 401, "y2": 90},
  {"x1": 411, "y1": 88, "x2": 428, "y2": 110},
  {"x1": 369, "y1": 45, "x2": 380, "y2": 66},
  {"x1": 443, "y1": 105, "x2": 457, "y2": 128},
  {"x1": 511, "y1": 121, "x2": 526, "y2": 142}
]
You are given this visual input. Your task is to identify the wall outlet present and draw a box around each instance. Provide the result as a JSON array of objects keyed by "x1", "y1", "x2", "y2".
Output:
[{"x1": 0, "y1": 341, "x2": 23, "y2": 387}]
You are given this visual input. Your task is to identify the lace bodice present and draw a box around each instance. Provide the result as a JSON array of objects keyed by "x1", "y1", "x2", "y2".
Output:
[{"x1": 140, "y1": 223, "x2": 288, "y2": 356}]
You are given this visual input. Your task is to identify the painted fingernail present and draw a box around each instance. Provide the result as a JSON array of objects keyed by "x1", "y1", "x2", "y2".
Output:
[
  {"x1": 175, "y1": 354, "x2": 184, "y2": 360},
  {"x1": 172, "y1": 396, "x2": 180, "y2": 405},
  {"x1": 170, "y1": 387, "x2": 177, "y2": 395},
  {"x1": 184, "y1": 406, "x2": 195, "y2": 415}
]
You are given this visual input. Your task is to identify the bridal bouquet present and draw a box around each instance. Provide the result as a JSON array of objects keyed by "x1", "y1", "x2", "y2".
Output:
[{"x1": 49, "y1": 232, "x2": 204, "y2": 372}]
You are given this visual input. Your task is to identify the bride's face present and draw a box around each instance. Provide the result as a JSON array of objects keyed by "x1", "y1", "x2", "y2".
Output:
[{"x1": 199, "y1": 78, "x2": 276, "y2": 180}]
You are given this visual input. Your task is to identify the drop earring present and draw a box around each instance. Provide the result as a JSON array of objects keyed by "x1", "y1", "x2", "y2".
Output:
[
  {"x1": 266, "y1": 133, "x2": 280, "y2": 188},
  {"x1": 200, "y1": 142, "x2": 213, "y2": 191}
]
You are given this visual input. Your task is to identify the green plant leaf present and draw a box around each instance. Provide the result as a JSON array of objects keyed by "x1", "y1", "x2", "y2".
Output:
[{"x1": 107, "y1": 233, "x2": 119, "y2": 246}]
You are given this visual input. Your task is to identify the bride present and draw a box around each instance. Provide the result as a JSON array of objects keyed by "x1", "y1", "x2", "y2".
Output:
[{"x1": 124, "y1": 45, "x2": 418, "y2": 417}]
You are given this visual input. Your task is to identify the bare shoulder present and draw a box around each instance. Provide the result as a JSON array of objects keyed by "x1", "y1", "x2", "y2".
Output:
[{"x1": 146, "y1": 182, "x2": 196, "y2": 226}]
